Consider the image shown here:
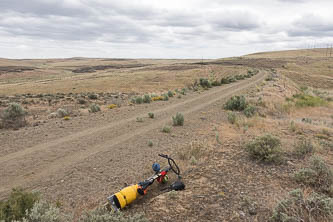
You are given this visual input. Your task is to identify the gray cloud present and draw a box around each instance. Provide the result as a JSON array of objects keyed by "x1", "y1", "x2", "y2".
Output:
[
  {"x1": 288, "y1": 14, "x2": 333, "y2": 37},
  {"x1": 0, "y1": 0, "x2": 92, "y2": 17},
  {"x1": 0, "y1": 0, "x2": 332, "y2": 59}
]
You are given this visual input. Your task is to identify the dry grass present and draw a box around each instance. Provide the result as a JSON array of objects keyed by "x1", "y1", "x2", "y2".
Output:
[{"x1": 0, "y1": 58, "x2": 247, "y2": 95}]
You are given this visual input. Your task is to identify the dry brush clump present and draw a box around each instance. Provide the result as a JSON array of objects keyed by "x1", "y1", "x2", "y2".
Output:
[
  {"x1": 245, "y1": 134, "x2": 282, "y2": 163},
  {"x1": 79, "y1": 207, "x2": 148, "y2": 222},
  {"x1": 23, "y1": 200, "x2": 71, "y2": 222},
  {"x1": 0, "y1": 103, "x2": 27, "y2": 129},
  {"x1": 293, "y1": 138, "x2": 314, "y2": 158},
  {"x1": 224, "y1": 95, "x2": 248, "y2": 111},
  {"x1": 143, "y1": 94, "x2": 152, "y2": 103},
  {"x1": 148, "y1": 112, "x2": 154, "y2": 119},
  {"x1": 172, "y1": 112, "x2": 184, "y2": 126},
  {"x1": 89, "y1": 104, "x2": 101, "y2": 113},
  {"x1": 271, "y1": 189, "x2": 333, "y2": 222},
  {"x1": 294, "y1": 156, "x2": 333, "y2": 195},
  {"x1": 0, "y1": 188, "x2": 39, "y2": 221},
  {"x1": 56, "y1": 108, "x2": 68, "y2": 118}
]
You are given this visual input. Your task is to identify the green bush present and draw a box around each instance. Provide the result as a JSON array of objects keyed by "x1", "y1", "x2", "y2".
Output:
[
  {"x1": 227, "y1": 112, "x2": 237, "y2": 124},
  {"x1": 0, "y1": 189, "x2": 39, "y2": 221},
  {"x1": 163, "y1": 94, "x2": 169, "y2": 101},
  {"x1": 23, "y1": 200, "x2": 71, "y2": 222},
  {"x1": 227, "y1": 76, "x2": 236, "y2": 83},
  {"x1": 244, "y1": 105, "x2": 256, "y2": 118},
  {"x1": 78, "y1": 99, "x2": 86, "y2": 104},
  {"x1": 79, "y1": 207, "x2": 148, "y2": 222},
  {"x1": 172, "y1": 112, "x2": 184, "y2": 126},
  {"x1": 89, "y1": 104, "x2": 101, "y2": 113},
  {"x1": 136, "y1": 117, "x2": 144, "y2": 122},
  {"x1": 294, "y1": 156, "x2": 333, "y2": 194},
  {"x1": 293, "y1": 94, "x2": 326, "y2": 107},
  {"x1": 199, "y1": 78, "x2": 211, "y2": 88},
  {"x1": 148, "y1": 112, "x2": 154, "y2": 119},
  {"x1": 220, "y1": 77, "x2": 229, "y2": 84},
  {"x1": 135, "y1": 97, "x2": 143, "y2": 104},
  {"x1": 271, "y1": 189, "x2": 333, "y2": 222},
  {"x1": 1, "y1": 103, "x2": 27, "y2": 129},
  {"x1": 224, "y1": 95, "x2": 248, "y2": 111},
  {"x1": 148, "y1": 140, "x2": 153, "y2": 147},
  {"x1": 235, "y1": 75, "x2": 245, "y2": 80},
  {"x1": 162, "y1": 126, "x2": 171, "y2": 133},
  {"x1": 88, "y1": 94, "x2": 98, "y2": 100},
  {"x1": 180, "y1": 88, "x2": 186, "y2": 95},
  {"x1": 211, "y1": 80, "x2": 221, "y2": 86},
  {"x1": 143, "y1": 94, "x2": 151, "y2": 103},
  {"x1": 245, "y1": 134, "x2": 282, "y2": 163},
  {"x1": 168, "y1": 91, "x2": 174, "y2": 97},
  {"x1": 294, "y1": 139, "x2": 314, "y2": 158}
]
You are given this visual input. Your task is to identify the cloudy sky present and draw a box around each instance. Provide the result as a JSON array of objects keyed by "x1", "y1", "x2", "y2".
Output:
[{"x1": 0, "y1": 0, "x2": 333, "y2": 59}]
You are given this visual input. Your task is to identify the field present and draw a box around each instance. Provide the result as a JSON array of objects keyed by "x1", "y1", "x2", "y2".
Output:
[{"x1": 0, "y1": 49, "x2": 333, "y2": 221}]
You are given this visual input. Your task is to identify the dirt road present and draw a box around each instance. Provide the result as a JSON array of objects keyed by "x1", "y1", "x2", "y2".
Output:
[{"x1": 0, "y1": 71, "x2": 266, "y2": 213}]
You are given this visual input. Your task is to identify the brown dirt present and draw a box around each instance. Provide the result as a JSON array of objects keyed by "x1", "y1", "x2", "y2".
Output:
[{"x1": 0, "y1": 72, "x2": 265, "y2": 219}]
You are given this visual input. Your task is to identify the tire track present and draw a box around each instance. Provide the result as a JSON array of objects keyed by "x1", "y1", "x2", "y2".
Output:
[{"x1": 0, "y1": 71, "x2": 266, "y2": 195}]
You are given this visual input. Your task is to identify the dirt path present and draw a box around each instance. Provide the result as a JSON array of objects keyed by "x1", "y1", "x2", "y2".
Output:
[{"x1": 0, "y1": 71, "x2": 266, "y2": 204}]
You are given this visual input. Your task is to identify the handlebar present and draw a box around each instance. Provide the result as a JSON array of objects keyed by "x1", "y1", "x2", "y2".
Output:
[{"x1": 158, "y1": 154, "x2": 180, "y2": 176}]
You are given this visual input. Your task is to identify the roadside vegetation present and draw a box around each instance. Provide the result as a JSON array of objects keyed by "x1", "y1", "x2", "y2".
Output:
[{"x1": 0, "y1": 103, "x2": 27, "y2": 129}]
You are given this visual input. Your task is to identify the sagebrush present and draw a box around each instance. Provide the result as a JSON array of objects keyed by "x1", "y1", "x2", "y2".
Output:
[
  {"x1": 245, "y1": 134, "x2": 282, "y2": 163},
  {"x1": 1, "y1": 103, "x2": 27, "y2": 129},
  {"x1": 271, "y1": 189, "x2": 333, "y2": 222}
]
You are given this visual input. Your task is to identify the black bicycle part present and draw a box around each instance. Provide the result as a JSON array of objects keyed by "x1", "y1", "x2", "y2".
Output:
[{"x1": 158, "y1": 154, "x2": 180, "y2": 176}]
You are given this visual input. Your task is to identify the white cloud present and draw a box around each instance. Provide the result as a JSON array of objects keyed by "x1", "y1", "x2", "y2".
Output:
[{"x1": 0, "y1": 0, "x2": 333, "y2": 58}]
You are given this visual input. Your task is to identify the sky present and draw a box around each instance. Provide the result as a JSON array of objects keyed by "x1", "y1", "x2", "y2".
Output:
[{"x1": 0, "y1": 0, "x2": 333, "y2": 59}]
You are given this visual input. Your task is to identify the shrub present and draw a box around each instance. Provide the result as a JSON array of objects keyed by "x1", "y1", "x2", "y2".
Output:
[
  {"x1": 23, "y1": 200, "x2": 71, "y2": 222},
  {"x1": 162, "y1": 126, "x2": 171, "y2": 133},
  {"x1": 221, "y1": 77, "x2": 230, "y2": 84},
  {"x1": 79, "y1": 207, "x2": 148, "y2": 222},
  {"x1": 294, "y1": 156, "x2": 333, "y2": 194},
  {"x1": 293, "y1": 94, "x2": 326, "y2": 107},
  {"x1": 245, "y1": 134, "x2": 282, "y2": 163},
  {"x1": 152, "y1": 96, "x2": 163, "y2": 101},
  {"x1": 227, "y1": 112, "x2": 237, "y2": 124},
  {"x1": 56, "y1": 108, "x2": 68, "y2": 118},
  {"x1": 148, "y1": 112, "x2": 154, "y2": 119},
  {"x1": 180, "y1": 88, "x2": 186, "y2": 95},
  {"x1": 1, "y1": 103, "x2": 27, "y2": 129},
  {"x1": 88, "y1": 94, "x2": 98, "y2": 100},
  {"x1": 148, "y1": 140, "x2": 153, "y2": 147},
  {"x1": 168, "y1": 91, "x2": 174, "y2": 97},
  {"x1": 78, "y1": 99, "x2": 86, "y2": 104},
  {"x1": 199, "y1": 78, "x2": 210, "y2": 88},
  {"x1": 211, "y1": 80, "x2": 221, "y2": 86},
  {"x1": 89, "y1": 104, "x2": 101, "y2": 113},
  {"x1": 0, "y1": 189, "x2": 39, "y2": 221},
  {"x1": 224, "y1": 95, "x2": 248, "y2": 111},
  {"x1": 294, "y1": 139, "x2": 314, "y2": 158},
  {"x1": 136, "y1": 117, "x2": 144, "y2": 122},
  {"x1": 163, "y1": 94, "x2": 169, "y2": 101},
  {"x1": 135, "y1": 97, "x2": 143, "y2": 104},
  {"x1": 143, "y1": 94, "x2": 151, "y2": 103},
  {"x1": 235, "y1": 75, "x2": 245, "y2": 80},
  {"x1": 172, "y1": 112, "x2": 184, "y2": 126},
  {"x1": 244, "y1": 105, "x2": 256, "y2": 118},
  {"x1": 63, "y1": 116, "x2": 70, "y2": 121},
  {"x1": 227, "y1": 76, "x2": 236, "y2": 83},
  {"x1": 271, "y1": 189, "x2": 333, "y2": 222},
  {"x1": 108, "y1": 104, "x2": 117, "y2": 109}
]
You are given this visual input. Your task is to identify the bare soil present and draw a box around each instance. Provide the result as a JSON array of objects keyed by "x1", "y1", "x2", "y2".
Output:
[
  {"x1": 1, "y1": 49, "x2": 332, "y2": 221},
  {"x1": 0, "y1": 72, "x2": 265, "y2": 219}
]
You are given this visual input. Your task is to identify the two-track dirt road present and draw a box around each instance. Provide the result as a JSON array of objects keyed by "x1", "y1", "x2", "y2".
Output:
[{"x1": 0, "y1": 71, "x2": 266, "y2": 213}]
